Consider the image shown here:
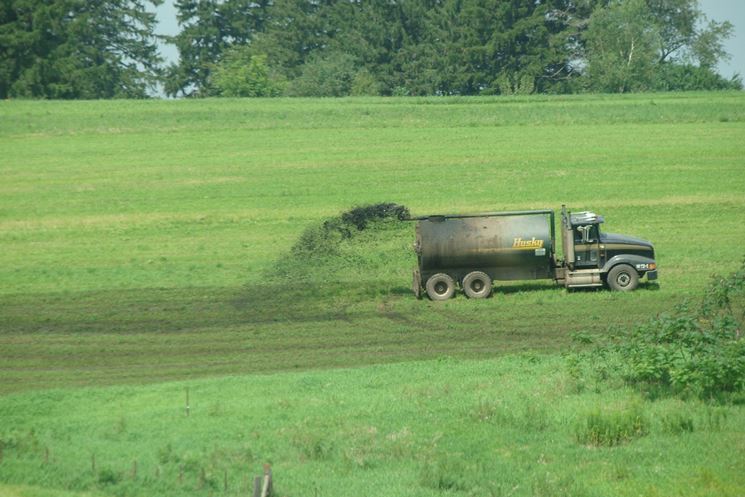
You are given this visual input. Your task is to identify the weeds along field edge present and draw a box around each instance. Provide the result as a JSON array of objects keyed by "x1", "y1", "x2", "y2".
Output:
[{"x1": 0, "y1": 353, "x2": 743, "y2": 497}]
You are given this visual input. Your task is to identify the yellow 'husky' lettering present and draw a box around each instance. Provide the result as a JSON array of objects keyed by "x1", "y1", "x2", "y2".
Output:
[{"x1": 512, "y1": 237, "x2": 544, "y2": 249}]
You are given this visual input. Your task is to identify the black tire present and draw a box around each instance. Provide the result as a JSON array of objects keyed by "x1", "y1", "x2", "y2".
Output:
[
  {"x1": 462, "y1": 271, "x2": 492, "y2": 299},
  {"x1": 607, "y1": 264, "x2": 639, "y2": 292},
  {"x1": 425, "y1": 273, "x2": 455, "y2": 301}
]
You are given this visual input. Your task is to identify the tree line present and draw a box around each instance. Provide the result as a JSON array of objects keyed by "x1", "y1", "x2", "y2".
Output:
[{"x1": 1, "y1": 0, "x2": 740, "y2": 99}]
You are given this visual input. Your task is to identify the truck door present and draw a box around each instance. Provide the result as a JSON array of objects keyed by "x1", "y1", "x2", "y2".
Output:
[{"x1": 573, "y1": 224, "x2": 601, "y2": 268}]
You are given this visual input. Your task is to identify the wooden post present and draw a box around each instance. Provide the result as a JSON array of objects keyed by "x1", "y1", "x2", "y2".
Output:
[
  {"x1": 252, "y1": 476, "x2": 262, "y2": 497},
  {"x1": 261, "y1": 464, "x2": 272, "y2": 497},
  {"x1": 185, "y1": 387, "x2": 190, "y2": 417}
]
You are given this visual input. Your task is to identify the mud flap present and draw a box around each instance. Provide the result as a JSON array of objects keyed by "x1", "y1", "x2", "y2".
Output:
[{"x1": 412, "y1": 269, "x2": 422, "y2": 299}]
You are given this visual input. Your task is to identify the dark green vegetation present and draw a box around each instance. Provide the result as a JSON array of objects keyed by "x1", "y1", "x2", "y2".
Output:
[
  {"x1": 0, "y1": 0, "x2": 162, "y2": 99},
  {"x1": 166, "y1": 0, "x2": 741, "y2": 96},
  {"x1": 170, "y1": 0, "x2": 740, "y2": 97},
  {"x1": 1, "y1": 93, "x2": 745, "y2": 496},
  {"x1": 570, "y1": 259, "x2": 745, "y2": 400},
  {"x1": 1, "y1": 0, "x2": 739, "y2": 99}
]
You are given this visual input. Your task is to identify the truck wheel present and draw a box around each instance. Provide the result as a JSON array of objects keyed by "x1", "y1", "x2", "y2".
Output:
[
  {"x1": 425, "y1": 273, "x2": 455, "y2": 301},
  {"x1": 462, "y1": 271, "x2": 492, "y2": 299},
  {"x1": 607, "y1": 264, "x2": 639, "y2": 292}
]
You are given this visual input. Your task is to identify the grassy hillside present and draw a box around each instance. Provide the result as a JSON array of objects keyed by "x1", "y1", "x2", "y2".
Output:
[
  {"x1": 2, "y1": 93, "x2": 745, "y2": 393},
  {"x1": 1, "y1": 356, "x2": 744, "y2": 497},
  {"x1": 2, "y1": 93, "x2": 745, "y2": 497}
]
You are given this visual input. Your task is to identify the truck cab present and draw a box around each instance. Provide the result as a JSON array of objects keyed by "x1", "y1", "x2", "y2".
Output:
[{"x1": 559, "y1": 206, "x2": 657, "y2": 291}]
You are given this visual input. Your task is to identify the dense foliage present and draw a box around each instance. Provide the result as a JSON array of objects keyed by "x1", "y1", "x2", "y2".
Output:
[
  {"x1": 166, "y1": 0, "x2": 741, "y2": 97},
  {"x1": 0, "y1": 0, "x2": 162, "y2": 99},
  {"x1": 1, "y1": 0, "x2": 739, "y2": 98},
  {"x1": 570, "y1": 260, "x2": 745, "y2": 400}
]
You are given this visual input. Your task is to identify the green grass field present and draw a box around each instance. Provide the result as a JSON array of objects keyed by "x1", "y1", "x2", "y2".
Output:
[{"x1": 1, "y1": 93, "x2": 745, "y2": 496}]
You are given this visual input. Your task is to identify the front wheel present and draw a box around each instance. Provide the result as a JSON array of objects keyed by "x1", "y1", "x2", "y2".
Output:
[
  {"x1": 607, "y1": 264, "x2": 639, "y2": 292},
  {"x1": 425, "y1": 273, "x2": 455, "y2": 301}
]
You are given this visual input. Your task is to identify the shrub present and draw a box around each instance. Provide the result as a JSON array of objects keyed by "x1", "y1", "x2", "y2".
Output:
[
  {"x1": 569, "y1": 259, "x2": 745, "y2": 401},
  {"x1": 210, "y1": 49, "x2": 285, "y2": 97},
  {"x1": 285, "y1": 52, "x2": 358, "y2": 97}
]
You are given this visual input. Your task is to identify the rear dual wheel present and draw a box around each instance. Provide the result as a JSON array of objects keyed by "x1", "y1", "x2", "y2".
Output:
[
  {"x1": 425, "y1": 273, "x2": 455, "y2": 301},
  {"x1": 462, "y1": 271, "x2": 492, "y2": 299}
]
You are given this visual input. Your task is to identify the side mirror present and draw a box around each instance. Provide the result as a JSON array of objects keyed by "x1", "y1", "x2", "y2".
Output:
[{"x1": 577, "y1": 225, "x2": 593, "y2": 243}]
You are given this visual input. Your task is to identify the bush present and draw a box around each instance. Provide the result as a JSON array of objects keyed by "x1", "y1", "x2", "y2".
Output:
[
  {"x1": 569, "y1": 259, "x2": 745, "y2": 400},
  {"x1": 285, "y1": 52, "x2": 358, "y2": 97},
  {"x1": 210, "y1": 48, "x2": 284, "y2": 97},
  {"x1": 655, "y1": 63, "x2": 743, "y2": 91}
]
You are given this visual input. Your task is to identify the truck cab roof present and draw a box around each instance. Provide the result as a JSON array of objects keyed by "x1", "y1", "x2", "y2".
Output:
[{"x1": 569, "y1": 211, "x2": 604, "y2": 226}]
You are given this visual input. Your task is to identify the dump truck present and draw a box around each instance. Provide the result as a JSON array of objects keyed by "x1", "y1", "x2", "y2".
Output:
[{"x1": 410, "y1": 206, "x2": 657, "y2": 300}]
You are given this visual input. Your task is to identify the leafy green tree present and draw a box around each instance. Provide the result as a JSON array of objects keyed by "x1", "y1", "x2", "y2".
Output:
[
  {"x1": 690, "y1": 18, "x2": 733, "y2": 70},
  {"x1": 583, "y1": 0, "x2": 738, "y2": 92},
  {"x1": 646, "y1": 0, "x2": 732, "y2": 68},
  {"x1": 0, "y1": 0, "x2": 162, "y2": 99},
  {"x1": 655, "y1": 63, "x2": 742, "y2": 91},
  {"x1": 350, "y1": 69, "x2": 382, "y2": 96},
  {"x1": 163, "y1": 0, "x2": 736, "y2": 97},
  {"x1": 165, "y1": 0, "x2": 270, "y2": 97},
  {"x1": 583, "y1": 0, "x2": 661, "y2": 92},
  {"x1": 285, "y1": 52, "x2": 357, "y2": 97},
  {"x1": 210, "y1": 48, "x2": 283, "y2": 97}
]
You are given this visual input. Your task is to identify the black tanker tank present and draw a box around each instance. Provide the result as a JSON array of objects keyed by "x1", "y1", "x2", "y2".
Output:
[
  {"x1": 415, "y1": 210, "x2": 555, "y2": 281},
  {"x1": 411, "y1": 210, "x2": 556, "y2": 300}
]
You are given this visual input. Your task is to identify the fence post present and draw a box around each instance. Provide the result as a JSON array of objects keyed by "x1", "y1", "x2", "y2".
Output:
[
  {"x1": 261, "y1": 464, "x2": 272, "y2": 497},
  {"x1": 253, "y1": 476, "x2": 261, "y2": 497}
]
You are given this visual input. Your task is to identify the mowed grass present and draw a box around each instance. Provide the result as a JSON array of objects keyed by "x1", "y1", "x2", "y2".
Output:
[{"x1": 2, "y1": 93, "x2": 745, "y2": 394}]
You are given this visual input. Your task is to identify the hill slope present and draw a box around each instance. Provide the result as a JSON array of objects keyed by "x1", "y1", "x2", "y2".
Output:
[{"x1": 1, "y1": 93, "x2": 745, "y2": 393}]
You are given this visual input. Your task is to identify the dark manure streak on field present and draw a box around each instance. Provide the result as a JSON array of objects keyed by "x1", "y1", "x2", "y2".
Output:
[{"x1": 0, "y1": 202, "x2": 678, "y2": 394}]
